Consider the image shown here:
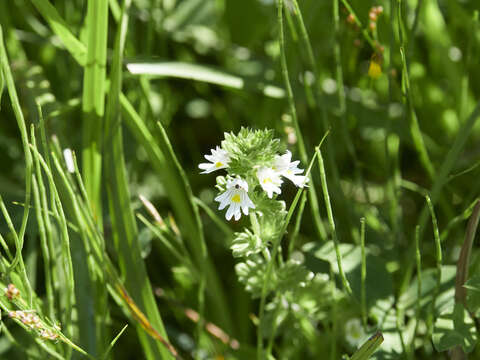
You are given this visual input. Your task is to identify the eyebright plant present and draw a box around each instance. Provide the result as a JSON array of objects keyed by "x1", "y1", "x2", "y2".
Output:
[
  {"x1": 199, "y1": 128, "x2": 331, "y2": 350},
  {"x1": 198, "y1": 127, "x2": 308, "y2": 222}
]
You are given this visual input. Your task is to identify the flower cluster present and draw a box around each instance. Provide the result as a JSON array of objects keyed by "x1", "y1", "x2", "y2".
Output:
[
  {"x1": 8, "y1": 308, "x2": 60, "y2": 341},
  {"x1": 9, "y1": 310, "x2": 41, "y2": 329},
  {"x1": 199, "y1": 129, "x2": 307, "y2": 221},
  {"x1": 4, "y1": 283, "x2": 20, "y2": 300},
  {"x1": 368, "y1": 6, "x2": 383, "y2": 31},
  {"x1": 5, "y1": 283, "x2": 61, "y2": 342}
]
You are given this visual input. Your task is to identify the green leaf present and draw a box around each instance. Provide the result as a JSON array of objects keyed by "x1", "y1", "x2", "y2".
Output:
[
  {"x1": 275, "y1": 261, "x2": 310, "y2": 294},
  {"x1": 398, "y1": 266, "x2": 457, "y2": 314},
  {"x1": 231, "y1": 229, "x2": 264, "y2": 258},
  {"x1": 126, "y1": 62, "x2": 285, "y2": 98},
  {"x1": 432, "y1": 302, "x2": 478, "y2": 353},
  {"x1": 302, "y1": 241, "x2": 393, "y2": 311},
  {"x1": 465, "y1": 274, "x2": 480, "y2": 315},
  {"x1": 30, "y1": 0, "x2": 87, "y2": 65},
  {"x1": 350, "y1": 332, "x2": 384, "y2": 360},
  {"x1": 235, "y1": 256, "x2": 270, "y2": 298},
  {"x1": 104, "y1": 1, "x2": 174, "y2": 358}
]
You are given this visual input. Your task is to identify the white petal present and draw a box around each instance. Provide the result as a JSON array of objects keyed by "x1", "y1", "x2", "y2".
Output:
[
  {"x1": 226, "y1": 204, "x2": 235, "y2": 220},
  {"x1": 205, "y1": 154, "x2": 215, "y2": 162},
  {"x1": 198, "y1": 163, "x2": 210, "y2": 169},
  {"x1": 233, "y1": 199, "x2": 242, "y2": 220},
  {"x1": 214, "y1": 190, "x2": 229, "y2": 202},
  {"x1": 292, "y1": 175, "x2": 308, "y2": 187},
  {"x1": 234, "y1": 208, "x2": 241, "y2": 221}
]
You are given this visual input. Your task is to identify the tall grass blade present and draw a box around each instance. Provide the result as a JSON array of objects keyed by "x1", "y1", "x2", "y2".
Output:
[
  {"x1": 127, "y1": 62, "x2": 285, "y2": 99},
  {"x1": 0, "y1": 26, "x2": 33, "y2": 274},
  {"x1": 276, "y1": 0, "x2": 327, "y2": 242},
  {"x1": 30, "y1": 0, "x2": 87, "y2": 65},
  {"x1": 104, "y1": 1, "x2": 174, "y2": 358},
  {"x1": 82, "y1": 0, "x2": 108, "y2": 222},
  {"x1": 350, "y1": 332, "x2": 384, "y2": 360}
]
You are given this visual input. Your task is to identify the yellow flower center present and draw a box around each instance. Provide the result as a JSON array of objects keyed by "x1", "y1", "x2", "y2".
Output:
[
  {"x1": 231, "y1": 194, "x2": 241, "y2": 203},
  {"x1": 215, "y1": 161, "x2": 223, "y2": 168},
  {"x1": 263, "y1": 177, "x2": 272, "y2": 184}
]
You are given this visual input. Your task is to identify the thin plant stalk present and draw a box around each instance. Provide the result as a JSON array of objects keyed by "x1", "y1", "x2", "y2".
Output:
[
  {"x1": 0, "y1": 26, "x2": 33, "y2": 280},
  {"x1": 81, "y1": 0, "x2": 108, "y2": 222},
  {"x1": 257, "y1": 146, "x2": 321, "y2": 359},
  {"x1": 104, "y1": 0, "x2": 174, "y2": 358},
  {"x1": 316, "y1": 147, "x2": 352, "y2": 296},
  {"x1": 360, "y1": 218, "x2": 367, "y2": 328},
  {"x1": 276, "y1": 0, "x2": 327, "y2": 242},
  {"x1": 426, "y1": 195, "x2": 442, "y2": 336},
  {"x1": 411, "y1": 225, "x2": 422, "y2": 356}
]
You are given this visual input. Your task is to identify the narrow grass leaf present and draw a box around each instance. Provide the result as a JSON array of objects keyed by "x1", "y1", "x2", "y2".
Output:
[
  {"x1": 350, "y1": 332, "x2": 384, "y2": 360},
  {"x1": 127, "y1": 62, "x2": 285, "y2": 99}
]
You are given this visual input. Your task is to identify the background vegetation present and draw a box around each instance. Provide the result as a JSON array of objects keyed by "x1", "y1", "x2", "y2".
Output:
[{"x1": 1, "y1": 0, "x2": 480, "y2": 359}]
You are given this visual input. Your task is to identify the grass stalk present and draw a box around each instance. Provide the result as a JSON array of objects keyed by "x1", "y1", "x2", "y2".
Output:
[
  {"x1": 316, "y1": 147, "x2": 352, "y2": 296},
  {"x1": 30, "y1": 124, "x2": 55, "y2": 320},
  {"x1": 411, "y1": 225, "x2": 422, "y2": 356},
  {"x1": 0, "y1": 26, "x2": 33, "y2": 274},
  {"x1": 29, "y1": 146, "x2": 76, "y2": 345},
  {"x1": 339, "y1": 0, "x2": 377, "y2": 50},
  {"x1": 104, "y1": 1, "x2": 174, "y2": 358},
  {"x1": 277, "y1": 0, "x2": 327, "y2": 242},
  {"x1": 81, "y1": 0, "x2": 108, "y2": 222},
  {"x1": 426, "y1": 195, "x2": 442, "y2": 336},
  {"x1": 360, "y1": 218, "x2": 367, "y2": 328},
  {"x1": 257, "y1": 146, "x2": 321, "y2": 359}
]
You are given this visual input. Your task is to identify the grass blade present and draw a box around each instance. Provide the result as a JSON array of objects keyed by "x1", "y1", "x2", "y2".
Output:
[
  {"x1": 350, "y1": 332, "x2": 384, "y2": 360},
  {"x1": 126, "y1": 62, "x2": 285, "y2": 99},
  {"x1": 81, "y1": 0, "x2": 109, "y2": 222},
  {"x1": 104, "y1": 1, "x2": 174, "y2": 358},
  {"x1": 30, "y1": 0, "x2": 87, "y2": 65},
  {"x1": 276, "y1": 0, "x2": 327, "y2": 242}
]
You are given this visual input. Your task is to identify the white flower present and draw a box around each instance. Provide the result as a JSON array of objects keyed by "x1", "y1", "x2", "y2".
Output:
[
  {"x1": 63, "y1": 148, "x2": 75, "y2": 173},
  {"x1": 198, "y1": 146, "x2": 230, "y2": 174},
  {"x1": 273, "y1": 150, "x2": 308, "y2": 187},
  {"x1": 256, "y1": 167, "x2": 283, "y2": 198},
  {"x1": 344, "y1": 318, "x2": 366, "y2": 347},
  {"x1": 215, "y1": 177, "x2": 255, "y2": 221}
]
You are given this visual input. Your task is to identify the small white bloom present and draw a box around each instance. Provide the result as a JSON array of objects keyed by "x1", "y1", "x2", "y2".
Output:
[
  {"x1": 198, "y1": 146, "x2": 230, "y2": 174},
  {"x1": 256, "y1": 167, "x2": 283, "y2": 198},
  {"x1": 273, "y1": 150, "x2": 308, "y2": 188},
  {"x1": 63, "y1": 148, "x2": 75, "y2": 173},
  {"x1": 215, "y1": 177, "x2": 255, "y2": 221},
  {"x1": 344, "y1": 318, "x2": 366, "y2": 347}
]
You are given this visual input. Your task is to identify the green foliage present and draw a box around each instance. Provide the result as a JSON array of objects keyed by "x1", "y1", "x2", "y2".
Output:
[
  {"x1": 433, "y1": 303, "x2": 478, "y2": 353},
  {"x1": 222, "y1": 127, "x2": 281, "y2": 175},
  {"x1": 235, "y1": 256, "x2": 270, "y2": 298},
  {"x1": 465, "y1": 274, "x2": 480, "y2": 316},
  {"x1": 1, "y1": 0, "x2": 480, "y2": 359},
  {"x1": 231, "y1": 229, "x2": 264, "y2": 258}
]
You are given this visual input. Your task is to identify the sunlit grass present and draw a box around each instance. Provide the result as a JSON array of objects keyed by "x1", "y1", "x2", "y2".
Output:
[{"x1": 1, "y1": 1, "x2": 480, "y2": 359}]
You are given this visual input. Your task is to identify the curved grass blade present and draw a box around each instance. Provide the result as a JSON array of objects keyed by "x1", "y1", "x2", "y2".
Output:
[
  {"x1": 350, "y1": 332, "x2": 384, "y2": 360},
  {"x1": 127, "y1": 62, "x2": 285, "y2": 98}
]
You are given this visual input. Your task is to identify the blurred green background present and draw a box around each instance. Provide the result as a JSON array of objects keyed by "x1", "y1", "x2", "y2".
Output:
[{"x1": 1, "y1": 0, "x2": 480, "y2": 359}]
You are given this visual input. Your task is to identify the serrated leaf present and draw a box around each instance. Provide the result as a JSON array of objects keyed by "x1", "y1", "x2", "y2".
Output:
[
  {"x1": 465, "y1": 274, "x2": 480, "y2": 316},
  {"x1": 432, "y1": 303, "x2": 477, "y2": 353},
  {"x1": 302, "y1": 241, "x2": 393, "y2": 311},
  {"x1": 276, "y1": 261, "x2": 310, "y2": 294},
  {"x1": 231, "y1": 229, "x2": 264, "y2": 258},
  {"x1": 398, "y1": 266, "x2": 457, "y2": 315},
  {"x1": 235, "y1": 256, "x2": 270, "y2": 298}
]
